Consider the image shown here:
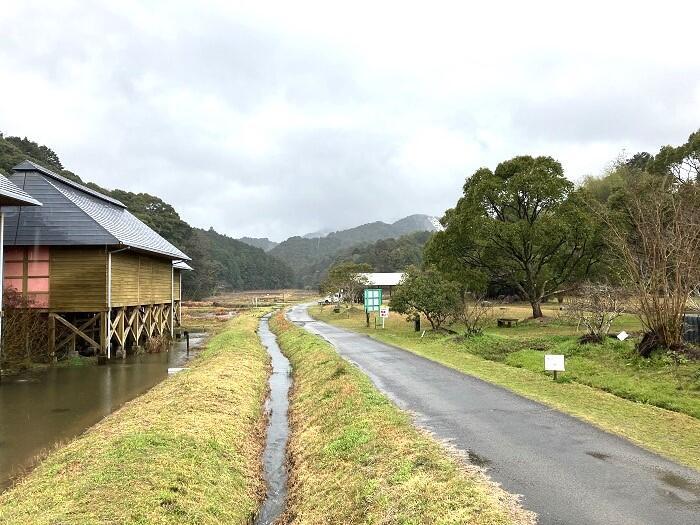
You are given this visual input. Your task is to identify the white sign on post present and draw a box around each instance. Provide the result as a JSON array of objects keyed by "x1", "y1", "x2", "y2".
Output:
[
  {"x1": 544, "y1": 354, "x2": 565, "y2": 372},
  {"x1": 617, "y1": 331, "x2": 629, "y2": 341},
  {"x1": 379, "y1": 306, "x2": 389, "y2": 328}
]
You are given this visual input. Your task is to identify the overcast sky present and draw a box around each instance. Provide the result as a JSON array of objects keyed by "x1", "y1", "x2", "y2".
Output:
[{"x1": 1, "y1": 1, "x2": 699, "y2": 241}]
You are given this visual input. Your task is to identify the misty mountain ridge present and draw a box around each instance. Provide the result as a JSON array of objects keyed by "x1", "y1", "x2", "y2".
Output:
[
  {"x1": 266, "y1": 214, "x2": 440, "y2": 288},
  {"x1": 238, "y1": 236, "x2": 279, "y2": 252},
  {"x1": 239, "y1": 214, "x2": 440, "y2": 253},
  {"x1": 303, "y1": 214, "x2": 441, "y2": 242}
]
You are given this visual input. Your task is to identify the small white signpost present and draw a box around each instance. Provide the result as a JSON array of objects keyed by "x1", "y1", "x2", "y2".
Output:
[
  {"x1": 379, "y1": 306, "x2": 389, "y2": 328},
  {"x1": 617, "y1": 331, "x2": 629, "y2": 341},
  {"x1": 544, "y1": 354, "x2": 565, "y2": 381}
]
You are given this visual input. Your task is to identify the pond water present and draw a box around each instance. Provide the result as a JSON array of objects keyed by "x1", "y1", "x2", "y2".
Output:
[{"x1": 0, "y1": 332, "x2": 207, "y2": 492}]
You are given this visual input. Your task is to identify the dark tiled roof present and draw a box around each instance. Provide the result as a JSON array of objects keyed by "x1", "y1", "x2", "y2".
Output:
[
  {"x1": 5, "y1": 160, "x2": 190, "y2": 260},
  {"x1": 0, "y1": 173, "x2": 42, "y2": 207},
  {"x1": 13, "y1": 160, "x2": 126, "y2": 207}
]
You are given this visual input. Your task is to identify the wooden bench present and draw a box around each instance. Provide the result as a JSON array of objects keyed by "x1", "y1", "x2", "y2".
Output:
[{"x1": 497, "y1": 318, "x2": 519, "y2": 328}]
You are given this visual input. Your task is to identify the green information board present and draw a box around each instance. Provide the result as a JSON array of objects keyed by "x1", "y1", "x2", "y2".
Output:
[{"x1": 364, "y1": 288, "x2": 382, "y2": 312}]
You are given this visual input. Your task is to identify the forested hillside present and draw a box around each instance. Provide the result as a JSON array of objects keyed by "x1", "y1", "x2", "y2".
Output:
[
  {"x1": 269, "y1": 215, "x2": 438, "y2": 286},
  {"x1": 0, "y1": 133, "x2": 295, "y2": 298},
  {"x1": 311, "y1": 230, "x2": 431, "y2": 281}
]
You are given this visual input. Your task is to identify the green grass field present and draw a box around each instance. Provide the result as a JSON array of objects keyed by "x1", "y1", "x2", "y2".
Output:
[
  {"x1": 311, "y1": 305, "x2": 700, "y2": 470},
  {"x1": 270, "y1": 312, "x2": 534, "y2": 524},
  {"x1": 0, "y1": 311, "x2": 270, "y2": 525}
]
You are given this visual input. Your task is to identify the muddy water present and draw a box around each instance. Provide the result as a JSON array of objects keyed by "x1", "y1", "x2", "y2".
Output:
[
  {"x1": 0, "y1": 333, "x2": 207, "y2": 492},
  {"x1": 255, "y1": 314, "x2": 291, "y2": 525}
]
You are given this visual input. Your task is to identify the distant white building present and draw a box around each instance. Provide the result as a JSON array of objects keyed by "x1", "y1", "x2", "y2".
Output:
[{"x1": 358, "y1": 272, "x2": 405, "y2": 297}]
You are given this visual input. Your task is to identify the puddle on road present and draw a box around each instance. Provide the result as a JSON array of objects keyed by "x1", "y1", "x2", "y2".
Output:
[
  {"x1": 467, "y1": 450, "x2": 492, "y2": 467},
  {"x1": 586, "y1": 451, "x2": 611, "y2": 461},
  {"x1": 255, "y1": 314, "x2": 291, "y2": 525},
  {"x1": 659, "y1": 472, "x2": 700, "y2": 501}
]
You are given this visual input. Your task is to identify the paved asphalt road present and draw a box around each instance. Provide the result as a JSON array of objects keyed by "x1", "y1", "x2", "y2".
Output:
[{"x1": 287, "y1": 304, "x2": 700, "y2": 525}]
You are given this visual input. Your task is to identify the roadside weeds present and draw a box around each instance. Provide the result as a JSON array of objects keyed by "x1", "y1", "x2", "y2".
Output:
[
  {"x1": 0, "y1": 311, "x2": 270, "y2": 525},
  {"x1": 311, "y1": 306, "x2": 700, "y2": 471},
  {"x1": 271, "y1": 311, "x2": 535, "y2": 525}
]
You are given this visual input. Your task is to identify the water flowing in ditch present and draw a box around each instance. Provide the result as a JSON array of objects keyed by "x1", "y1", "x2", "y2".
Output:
[{"x1": 255, "y1": 314, "x2": 291, "y2": 524}]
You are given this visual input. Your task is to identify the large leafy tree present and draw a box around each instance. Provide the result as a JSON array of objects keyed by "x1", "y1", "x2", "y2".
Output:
[
  {"x1": 390, "y1": 266, "x2": 460, "y2": 330},
  {"x1": 649, "y1": 129, "x2": 700, "y2": 183},
  {"x1": 428, "y1": 155, "x2": 602, "y2": 318}
]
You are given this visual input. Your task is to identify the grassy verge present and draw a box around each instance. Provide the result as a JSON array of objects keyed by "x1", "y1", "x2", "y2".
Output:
[
  {"x1": 0, "y1": 311, "x2": 269, "y2": 525},
  {"x1": 270, "y1": 312, "x2": 534, "y2": 525},
  {"x1": 310, "y1": 306, "x2": 700, "y2": 471}
]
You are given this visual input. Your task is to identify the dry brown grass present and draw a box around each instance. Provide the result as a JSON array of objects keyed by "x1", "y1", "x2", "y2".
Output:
[
  {"x1": 0, "y1": 311, "x2": 270, "y2": 525},
  {"x1": 271, "y1": 312, "x2": 535, "y2": 525}
]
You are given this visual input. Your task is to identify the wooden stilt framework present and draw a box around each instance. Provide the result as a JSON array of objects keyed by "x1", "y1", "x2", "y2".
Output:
[{"x1": 48, "y1": 300, "x2": 181, "y2": 358}]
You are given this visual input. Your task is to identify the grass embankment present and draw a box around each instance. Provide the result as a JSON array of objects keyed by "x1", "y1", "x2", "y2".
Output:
[
  {"x1": 270, "y1": 312, "x2": 534, "y2": 525},
  {"x1": 311, "y1": 305, "x2": 700, "y2": 470},
  {"x1": 0, "y1": 311, "x2": 269, "y2": 525}
]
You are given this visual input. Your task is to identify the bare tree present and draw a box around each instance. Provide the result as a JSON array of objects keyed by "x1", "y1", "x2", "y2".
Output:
[
  {"x1": 567, "y1": 283, "x2": 627, "y2": 343},
  {"x1": 320, "y1": 262, "x2": 371, "y2": 309},
  {"x1": 1, "y1": 290, "x2": 48, "y2": 370},
  {"x1": 455, "y1": 293, "x2": 494, "y2": 336},
  {"x1": 604, "y1": 177, "x2": 700, "y2": 355}
]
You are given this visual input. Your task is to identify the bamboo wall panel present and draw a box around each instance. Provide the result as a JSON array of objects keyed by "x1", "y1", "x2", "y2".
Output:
[
  {"x1": 50, "y1": 248, "x2": 107, "y2": 311},
  {"x1": 112, "y1": 252, "x2": 173, "y2": 306},
  {"x1": 151, "y1": 259, "x2": 173, "y2": 303},
  {"x1": 138, "y1": 256, "x2": 153, "y2": 304},
  {"x1": 173, "y1": 269, "x2": 181, "y2": 300},
  {"x1": 110, "y1": 252, "x2": 141, "y2": 307}
]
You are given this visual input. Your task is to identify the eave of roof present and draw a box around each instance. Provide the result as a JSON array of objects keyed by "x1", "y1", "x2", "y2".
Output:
[
  {"x1": 173, "y1": 260, "x2": 194, "y2": 271},
  {"x1": 359, "y1": 272, "x2": 405, "y2": 286},
  {"x1": 13, "y1": 160, "x2": 126, "y2": 208}
]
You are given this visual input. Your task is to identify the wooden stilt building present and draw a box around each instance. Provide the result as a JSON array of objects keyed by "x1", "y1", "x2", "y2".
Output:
[{"x1": 2, "y1": 160, "x2": 191, "y2": 359}]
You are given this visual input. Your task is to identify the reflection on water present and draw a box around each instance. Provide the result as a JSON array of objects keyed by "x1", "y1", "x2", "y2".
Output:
[{"x1": 0, "y1": 333, "x2": 207, "y2": 492}]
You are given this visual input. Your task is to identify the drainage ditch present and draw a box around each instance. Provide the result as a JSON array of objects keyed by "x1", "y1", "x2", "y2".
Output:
[{"x1": 255, "y1": 314, "x2": 291, "y2": 525}]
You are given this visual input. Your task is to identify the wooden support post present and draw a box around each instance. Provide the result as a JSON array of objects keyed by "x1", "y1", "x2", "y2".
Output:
[
  {"x1": 125, "y1": 308, "x2": 138, "y2": 352},
  {"x1": 48, "y1": 313, "x2": 56, "y2": 362},
  {"x1": 117, "y1": 307, "x2": 125, "y2": 358},
  {"x1": 100, "y1": 311, "x2": 110, "y2": 362},
  {"x1": 55, "y1": 316, "x2": 99, "y2": 352}
]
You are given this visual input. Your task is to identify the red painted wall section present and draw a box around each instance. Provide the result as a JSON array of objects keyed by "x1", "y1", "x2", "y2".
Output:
[{"x1": 3, "y1": 246, "x2": 50, "y2": 308}]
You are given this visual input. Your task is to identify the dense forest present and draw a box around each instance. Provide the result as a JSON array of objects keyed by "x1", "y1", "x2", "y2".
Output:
[
  {"x1": 0, "y1": 133, "x2": 295, "y2": 298},
  {"x1": 268, "y1": 215, "x2": 437, "y2": 286},
  {"x1": 311, "y1": 230, "x2": 431, "y2": 279}
]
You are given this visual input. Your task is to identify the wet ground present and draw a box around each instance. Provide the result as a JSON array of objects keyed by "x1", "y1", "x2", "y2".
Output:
[
  {"x1": 0, "y1": 332, "x2": 207, "y2": 492},
  {"x1": 255, "y1": 314, "x2": 291, "y2": 525},
  {"x1": 288, "y1": 303, "x2": 700, "y2": 525}
]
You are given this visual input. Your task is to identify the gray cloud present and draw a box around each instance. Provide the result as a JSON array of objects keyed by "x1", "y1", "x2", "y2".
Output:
[{"x1": 1, "y1": 1, "x2": 699, "y2": 240}]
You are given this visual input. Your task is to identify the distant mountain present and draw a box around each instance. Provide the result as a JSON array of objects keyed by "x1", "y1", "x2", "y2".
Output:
[
  {"x1": 303, "y1": 214, "x2": 440, "y2": 243},
  {"x1": 238, "y1": 237, "x2": 279, "y2": 252},
  {"x1": 301, "y1": 231, "x2": 433, "y2": 284},
  {"x1": 269, "y1": 214, "x2": 440, "y2": 287},
  {"x1": 302, "y1": 228, "x2": 333, "y2": 239}
]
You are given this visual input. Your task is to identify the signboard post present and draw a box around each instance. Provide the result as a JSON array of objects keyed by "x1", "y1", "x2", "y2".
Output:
[
  {"x1": 364, "y1": 289, "x2": 382, "y2": 327},
  {"x1": 544, "y1": 354, "x2": 565, "y2": 381},
  {"x1": 379, "y1": 305, "x2": 389, "y2": 328}
]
